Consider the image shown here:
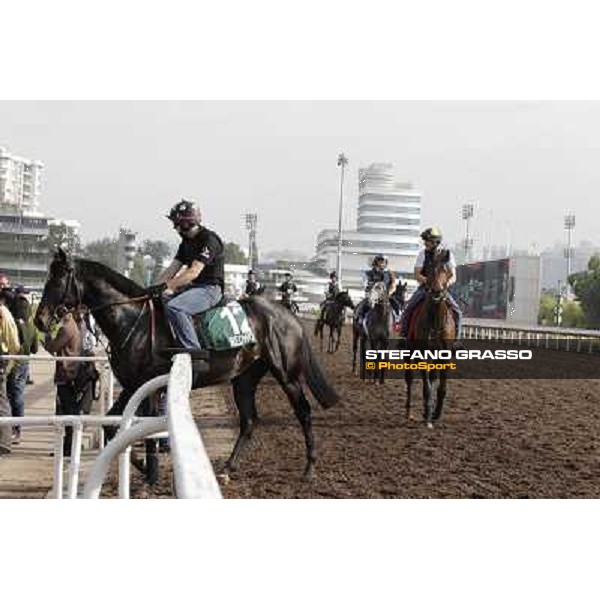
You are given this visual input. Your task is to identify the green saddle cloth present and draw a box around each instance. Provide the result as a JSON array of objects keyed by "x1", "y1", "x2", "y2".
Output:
[{"x1": 194, "y1": 301, "x2": 256, "y2": 351}]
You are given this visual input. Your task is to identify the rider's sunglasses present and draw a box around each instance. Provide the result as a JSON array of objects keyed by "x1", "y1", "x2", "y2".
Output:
[{"x1": 174, "y1": 221, "x2": 195, "y2": 232}]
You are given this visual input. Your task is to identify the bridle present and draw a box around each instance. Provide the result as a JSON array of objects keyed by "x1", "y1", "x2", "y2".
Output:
[
  {"x1": 368, "y1": 282, "x2": 388, "y2": 307},
  {"x1": 50, "y1": 263, "x2": 157, "y2": 358}
]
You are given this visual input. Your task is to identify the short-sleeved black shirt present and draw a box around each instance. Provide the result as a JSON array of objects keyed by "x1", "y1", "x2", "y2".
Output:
[{"x1": 174, "y1": 226, "x2": 225, "y2": 290}]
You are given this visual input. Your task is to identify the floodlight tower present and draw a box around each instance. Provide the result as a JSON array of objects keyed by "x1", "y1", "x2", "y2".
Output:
[
  {"x1": 461, "y1": 203, "x2": 474, "y2": 263},
  {"x1": 564, "y1": 212, "x2": 575, "y2": 298},
  {"x1": 245, "y1": 213, "x2": 258, "y2": 271},
  {"x1": 336, "y1": 152, "x2": 348, "y2": 287}
]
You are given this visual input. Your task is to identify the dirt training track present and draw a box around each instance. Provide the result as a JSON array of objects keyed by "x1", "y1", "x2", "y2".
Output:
[
  {"x1": 118, "y1": 321, "x2": 600, "y2": 499},
  {"x1": 221, "y1": 323, "x2": 600, "y2": 499}
]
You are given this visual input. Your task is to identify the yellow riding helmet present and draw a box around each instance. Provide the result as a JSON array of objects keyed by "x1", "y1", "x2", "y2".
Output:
[{"x1": 421, "y1": 227, "x2": 443, "y2": 242}]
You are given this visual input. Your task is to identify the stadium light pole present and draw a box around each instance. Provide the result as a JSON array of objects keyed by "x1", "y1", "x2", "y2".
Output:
[
  {"x1": 461, "y1": 203, "x2": 474, "y2": 263},
  {"x1": 564, "y1": 212, "x2": 575, "y2": 299},
  {"x1": 336, "y1": 153, "x2": 348, "y2": 287},
  {"x1": 245, "y1": 213, "x2": 257, "y2": 271}
]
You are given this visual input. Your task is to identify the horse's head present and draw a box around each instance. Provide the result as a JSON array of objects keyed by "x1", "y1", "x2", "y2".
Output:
[
  {"x1": 336, "y1": 290, "x2": 355, "y2": 310},
  {"x1": 426, "y1": 249, "x2": 452, "y2": 300},
  {"x1": 367, "y1": 281, "x2": 388, "y2": 308},
  {"x1": 34, "y1": 247, "x2": 81, "y2": 332}
]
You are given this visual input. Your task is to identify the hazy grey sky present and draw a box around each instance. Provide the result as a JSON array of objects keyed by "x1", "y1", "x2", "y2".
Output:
[{"x1": 1, "y1": 101, "x2": 598, "y2": 255}]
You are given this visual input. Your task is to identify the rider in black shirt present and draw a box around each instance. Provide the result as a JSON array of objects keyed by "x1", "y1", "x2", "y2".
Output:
[
  {"x1": 278, "y1": 273, "x2": 297, "y2": 309},
  {"x1": 244, "y1": 270, "x2": 262, "y2": 296},
  {"x1": 154, "y1": 199, "x2": 224, "y2": 350}
]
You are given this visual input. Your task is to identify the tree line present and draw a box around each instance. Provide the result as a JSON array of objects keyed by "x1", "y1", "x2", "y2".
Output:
[
  {"x1": 538, "y1": 254, "x2": 600, "y2": 329},
  {"x1": 46, "y1": 222, "x2": 247, "y2": 287}
]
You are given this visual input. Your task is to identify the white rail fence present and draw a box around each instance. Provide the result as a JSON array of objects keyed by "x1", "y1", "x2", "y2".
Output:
[
  {"x1": 462, "y1": 320, "x2": 600, "y2": 353},
  {"x1": 301, "y1": 309, "x2": 600, "y2": 353},
  {"x1": 0, "y1": 353, "x2": 222, "y2": 499}
]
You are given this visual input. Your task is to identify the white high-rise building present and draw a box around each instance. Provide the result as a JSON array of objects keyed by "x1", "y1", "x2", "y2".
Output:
[
  {"x1": 314, "y1": 163, "x2": 421, "y2": 299},
  {"x1": 0, "y1": 146, "x2": 44, "y2": 214}
]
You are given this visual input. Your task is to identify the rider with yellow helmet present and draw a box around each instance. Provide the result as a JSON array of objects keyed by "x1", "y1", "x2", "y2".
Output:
[{"x1": 399, "y1": 227, "x2": 462, "y2": 342}]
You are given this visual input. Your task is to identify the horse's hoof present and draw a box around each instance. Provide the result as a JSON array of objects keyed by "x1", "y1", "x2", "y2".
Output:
[
  {"x1": 217, "y1": 473, "x2": 230, "y2": 486},
  {"x1": 224, "y1": 460, "x2": 238, "y2": 473},
  {"x1": 426, "y1": 422, "x2": 434, "y2": 430},
  {"x1": 303, "y1": 463, "x2": 315, "y2": 483}
]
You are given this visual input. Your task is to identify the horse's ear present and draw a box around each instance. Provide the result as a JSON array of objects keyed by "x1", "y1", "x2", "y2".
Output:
[{"x1": 54, "y1": 246, "x2": 68, "y2": 263}]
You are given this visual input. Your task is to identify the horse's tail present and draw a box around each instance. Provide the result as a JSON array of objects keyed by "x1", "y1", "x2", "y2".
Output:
[{"x1": 302, "y1": 335, "x2": 339, "y2": 409}]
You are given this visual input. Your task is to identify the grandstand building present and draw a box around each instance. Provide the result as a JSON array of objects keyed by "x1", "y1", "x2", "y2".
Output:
[
  {"x1": 314, "y1": 162, "x2": 421, "y2": 299},
  {"x1": 0, "y1": 146, "x2": 49, "y2": 288}
]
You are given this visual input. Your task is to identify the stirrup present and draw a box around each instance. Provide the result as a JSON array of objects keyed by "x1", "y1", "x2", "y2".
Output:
[{"x1": 163, "y1": 347, "x2": 210, "y2": 360}]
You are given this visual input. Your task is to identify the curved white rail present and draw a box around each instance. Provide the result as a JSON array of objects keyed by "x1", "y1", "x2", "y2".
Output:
[{"x1": 167, "y1": 354, "x2": 222, "y2": 499}]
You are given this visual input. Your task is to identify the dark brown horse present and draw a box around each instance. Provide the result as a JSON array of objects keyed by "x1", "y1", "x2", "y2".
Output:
[
  {"x1": 314, "y1": 291, "x2": 355, "y2": 353},
  {"x1": 34, "y1": 249, "x2": 339, "y2": 482},
  {"x1": 352, "y1": 282, "x2": 390, "y2": 384},
  {"x1": 404, "y1": 251, "x2": 455, "y2": 427}
]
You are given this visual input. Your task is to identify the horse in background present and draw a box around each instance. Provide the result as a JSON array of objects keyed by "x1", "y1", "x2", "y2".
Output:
[
  {"x1": 404, "y1": 251, "x2": 456, "y2": 427},
  {"x1": 352, "y1": 282, "x2": 390, "y2": 384},
  {"x1": 314, "y1": 290, "x2": 355, "y2": 353}
]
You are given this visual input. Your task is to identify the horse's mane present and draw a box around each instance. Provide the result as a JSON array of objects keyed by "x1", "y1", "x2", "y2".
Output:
[{"x1": 75, "y1": 259, "x2": 146, "y2": 296}]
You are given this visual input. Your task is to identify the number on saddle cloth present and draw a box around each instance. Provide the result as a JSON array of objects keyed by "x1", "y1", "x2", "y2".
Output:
[{"x1": 194, "y1": 301, "x2": 256, "y2": 351}]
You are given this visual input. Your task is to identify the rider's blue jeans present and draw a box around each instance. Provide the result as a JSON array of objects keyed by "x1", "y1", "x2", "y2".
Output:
[
  {"x1": 166, "y1": 285, "x2": 223, "y2": 349},
  {"x1": 400, "y1": 285, "x2": 462, "y2": 338}
]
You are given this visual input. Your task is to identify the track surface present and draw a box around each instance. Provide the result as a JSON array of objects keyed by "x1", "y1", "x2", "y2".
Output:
[
  {"x1": 105, "y1": 322, "x2": 600, "y2": 498},
  {"x1": 222, "y1": 324, "x2": 600, "y2": 498}
]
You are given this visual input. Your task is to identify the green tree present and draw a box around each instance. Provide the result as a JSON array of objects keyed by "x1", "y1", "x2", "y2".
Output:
[
  {"x1": 83, "y1": 237, "x2": 119, "y2": 269},
  {"x1": 141, "y1": 240, "x2": 172, "y2": 264},
  {"x1": 538, "y1": 293, "x2": 556, "y2": 326},
  {"x1": 562, "y1": 300, "x2": 586, "y2": 328},
  {"x1": 129, "y1": 254, "x2": 146, "y2": 286},
  {"x1": 223, "y1": 242, "x2": 246, "y2": 265},
  {"x1": 46, "y1": 222, "x2": 82, "y2": 255},
  {"x1": 569, "y1": 254, "x2": 600, "y2": 328}
]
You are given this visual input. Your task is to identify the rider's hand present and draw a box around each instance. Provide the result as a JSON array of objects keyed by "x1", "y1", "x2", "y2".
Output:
[{"x1": 146, "y1": 282, "x2": 168, "y2": 298}]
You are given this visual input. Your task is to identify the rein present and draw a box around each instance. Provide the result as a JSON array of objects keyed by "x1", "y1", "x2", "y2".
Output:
[{"x1": 61, "y1": 266, "x2": 157, "y2": 357}]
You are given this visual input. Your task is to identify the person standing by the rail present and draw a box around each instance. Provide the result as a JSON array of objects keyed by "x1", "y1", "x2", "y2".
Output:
[
  {"x1": 6, "y1": 286, "x2": 38, "y2": 443},
  {"x1": 0, "y1": 295, "x2": 20, "y2": 456},
  {"x1": 42, "y1": 306, "x2": 82, "y2": 458}
]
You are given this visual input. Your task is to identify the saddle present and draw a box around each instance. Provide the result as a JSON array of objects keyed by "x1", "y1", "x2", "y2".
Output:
[
  {"x1": 161, "y1": 297, "x2": 256, "y2": 353},
  {"x1": 192, "y1": 300, "x2": 256, "y2": 351}
]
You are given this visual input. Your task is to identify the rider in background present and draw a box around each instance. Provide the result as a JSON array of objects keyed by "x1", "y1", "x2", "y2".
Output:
[
  {"x1": 244, "y1": 270, "x2": 262, "y2": 296},
  {"x1": 319, "y1": 271, "x2": 339, "y2": 316},
  {"x1": 398, "y1": 227, "x2": 462, "y2": 343},
  {"x1": 357, "y1": 255, "x2": 397, "y2": 323},
  {"x1": 154, "y1": 199, "x2": 224, "y2": 350},
  {"x1": 278, "y1": 272, "x2": 298, "y2": 310}
]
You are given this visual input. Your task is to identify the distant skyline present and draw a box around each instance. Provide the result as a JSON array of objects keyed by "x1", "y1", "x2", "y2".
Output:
[{"x1": 1, "y1": 101, "x2": 599, "y2": 257}]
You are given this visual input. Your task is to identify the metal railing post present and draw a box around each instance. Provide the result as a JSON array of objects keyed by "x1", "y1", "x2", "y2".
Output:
[
  {"x1": 67, "y1": 422, "x2": 84, "y2": 499},
  {"x1": 52, "y1": 425, "x2": 65, "y2": 499}
]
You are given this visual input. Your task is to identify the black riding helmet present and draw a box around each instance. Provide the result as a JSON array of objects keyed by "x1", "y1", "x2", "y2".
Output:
[
  {"x1": 329, "y1": 271, "x2": 337, "y2": 279},
  {"x1": 372, "y1": 254, "x2": 387, "y2": 267},
  {"x1": 167, "y1": 199, "x2": 201, "y2": 229}
]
